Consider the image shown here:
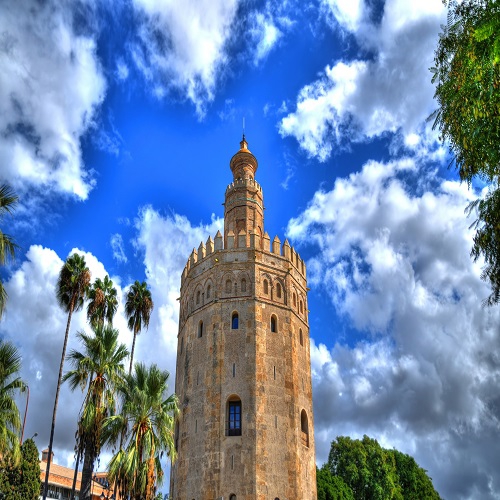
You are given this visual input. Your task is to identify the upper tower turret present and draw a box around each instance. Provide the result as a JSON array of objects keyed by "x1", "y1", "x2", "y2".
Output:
[
  {"x1": 224, "y1": 136, "x2": 264, "y2": 248},
  {"x1": 229, "y1": 135, "x2": 258, "y2": 180}
]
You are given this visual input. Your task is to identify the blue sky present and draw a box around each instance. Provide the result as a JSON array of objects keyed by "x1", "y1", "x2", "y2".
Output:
[{"x1": 1, "y1": 0, "x2": 499, "y2": 498}]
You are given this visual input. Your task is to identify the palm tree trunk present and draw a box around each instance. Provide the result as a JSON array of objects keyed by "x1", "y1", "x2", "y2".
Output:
[
  {"x1": 145, "y1": 456, "x2": 156, "y2": 500},
  {"x1": 80, "y1": 438, "x2": 94, "y2": 500},
  {"x1": 70, "y1": 447, "x2": 81, "y2": 500},
  {"x1": 42, "y1": 301, "x2": 75, "y2": 500},
  {"x1": 128, "y1": 330, "x2": 137, "y2": 375}
]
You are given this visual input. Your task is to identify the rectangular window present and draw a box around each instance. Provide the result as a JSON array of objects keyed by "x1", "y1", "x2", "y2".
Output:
[{"x1": 228, "y1": 401, "x2": 242, "y2": 436}]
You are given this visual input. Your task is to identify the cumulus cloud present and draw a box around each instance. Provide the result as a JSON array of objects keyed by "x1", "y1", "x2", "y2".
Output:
[
  {"x1": 130, "y1": 0, "x2": 239, "y2": 117},
  {"x1": 289, "y1": 158, "x2": 500, "y2": 499},
  {"x1": 279, "y1": 0, "x2": 446, "y2": 161},
  {"x1": 321, "y1": 0, "x2": 365, "y2": 32},
  {"x1": 132, "y1": 206, "x2": 223, "y2": 367},
  {"x1": 0, "y1": 0, "x2": 106, "y2": 199}
]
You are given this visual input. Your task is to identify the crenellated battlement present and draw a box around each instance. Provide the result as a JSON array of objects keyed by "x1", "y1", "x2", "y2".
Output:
[
  {"x1": 181, "y1": 229, "x2": 306, "y2": 285},
  {"x1": 225, "y1": 177, "x2": 262, "y2": 195}
]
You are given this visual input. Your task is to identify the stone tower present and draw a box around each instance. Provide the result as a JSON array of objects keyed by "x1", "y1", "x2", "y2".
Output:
[{"x1": 170, "y1": 137, "x2": 316, "y2": 500}]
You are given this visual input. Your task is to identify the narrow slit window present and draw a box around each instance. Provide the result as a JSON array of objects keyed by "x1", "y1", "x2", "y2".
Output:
[
  {"x1": 264, "y1": 279, "x2": 269, "y2": 295},
  {"x1": 271, "y1": 315, "x2": 277, "y2": 333},
  {"x1": 207, "y1": 284, "x2": 211, "y2": 299},
  {"x1": 198, "y1": 321, "x2": 203, "y2": 338},
  {"x1": 299, "y1": 329, "x2": 303, "y2": 346},
  {"x1": 276, "y1": 283, "x2": 282, "y2": 298},
  {"x1": 233, "y1": 363, "x2": 236, "y2": 377},
  {"x1": 301, "y1": 409, "x2": 309, "y2": 448},
  {"x1": 232, "y1": 312, "x2": 239, "y2": 330}
]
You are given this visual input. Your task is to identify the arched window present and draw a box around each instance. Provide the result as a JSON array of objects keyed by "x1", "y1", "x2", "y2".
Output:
[
  {"x1": 227, "y1": 397, "x2": 242, "y2": 436},
  {"x1": 293, "y1": 292, "x2": 296, "y2": 307},
  {"x1": 263, "y1": 279, "x2": 269, "y2": 295},
  {"x1": 301, "y1": 409, "x2": 309, "y2": 447},
  {"x1": 230, "y1": 496, "x2": 237, "y2": 500},
  {"x1": 226, "y1": 279, "x2": 232, "y2": 293},
  {"x1": 276, "y1": 282, "x2": 282, "y2": 299},
  {"x1": 299, "y1": 328, "x2": 303, "y2": 346},
  {"x1": 270, "y1": 315, "x2": 277, "y2": 333},
  {"x1": 232, "y1": 312, "x2": 239, "y2": 330},
  {"x1": 196, "y1": 290, "x2": 201, "y2": 305},
  {"x1": 241, "y1": 278, "x2": 247, "y2": 292},
  {"x1": 198, "y1": 321, "x2": 203, "y2": 338},
  {"x1": 206, "y1": 284, "x2": 211, "y2": 299}
]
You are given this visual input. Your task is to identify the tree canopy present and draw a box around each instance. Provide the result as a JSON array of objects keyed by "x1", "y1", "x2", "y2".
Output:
[
  {"x1": 320, "y1": 435, "x2": 441, "y2": 500},
  {"x1": 431, "y1": 0, "x2": 500, "y2": 305},
  {"x1": 0, "y1": 438, "x2": 41, "y2": 500}
]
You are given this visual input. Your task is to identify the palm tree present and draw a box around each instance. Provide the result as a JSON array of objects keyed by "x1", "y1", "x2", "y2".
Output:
[
  {"x1": 87, "y1": 275, "x2": 118, "y2": 328},
  {"x1": 0, "y1": 184, "x2": 19, "y2": 318},
  {"x1": 42, "y1": 253, "x2": 91, "y2": 500},
  {"x1": 125, "y1": 281, "x2": 154, "y2": 374},
  {"x1": 63, "y1": 325, "x2": 129, "y2": 500},
  {"x1": 104, "y1": 363, "x2": 178, "y2": 500},
  {"x1": 0, "y1": 340, "x2": 25, "y2": 463}
]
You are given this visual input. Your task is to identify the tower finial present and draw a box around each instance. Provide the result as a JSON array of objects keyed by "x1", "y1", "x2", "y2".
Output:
[{"x1": 242, "y1": 117, "x2": 245, "y2": 141}]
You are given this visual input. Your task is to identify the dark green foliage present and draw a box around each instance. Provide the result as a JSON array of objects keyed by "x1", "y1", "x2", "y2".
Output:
[
  {"x1": 328, "y1": 435, "x2": 401, "y2": 500},
  {"x1": 388, "y1": 449, "x2": 441, "y2": 500},
  {"x1": 431, "y1": 0, "x2": 500, "y2": 304},
  {"x1": 322, "y1": 435, "x2": 441, "y2": 500},
  {"x1": 317, "y1": 465, "x2": 354, "y2": 500},
  {"x1": 0, "y1": 438, "x2": 41, "y2": 500}
]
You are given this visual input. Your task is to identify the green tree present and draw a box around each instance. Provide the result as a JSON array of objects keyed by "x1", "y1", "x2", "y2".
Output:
[
  {"x1": 0, "y1": 184, "x2": 19, "y2": 318},
  {"x1": 105, "y1": 363, "x2": 178, "y2": 500},
  {"x1": 328, "y1": 435, "x2": 400, "y2": 500},
  {"x1": 63, "y1": 325, "x2": 128, "y2": 500},
  {"x1": 0, "y1": 438, "x2": 41, "y2": 500},
  {"x1": 317, "y1": 465, "x2": 354, "y2": 500},
  {"x1": 325, "y1": 436, "x2": 441, "y2": 500},
  {"x1": 431, "y1": 0, "x2": 500, "y2": 305},
  {"x1": 87, "y1": 275, "x2": 118, "y2": 328},
  {"x1": 42, "y1": 253, "x2": 91, "y2": 500},
  {"x1": 125, "y1": 281, "x2": 154, "y2": 374},
  {"x1": 0, "y1": 340, "x2": 25, "y2": 462},
  {"x1": 388, "y1": 449, "x2": 441, "y2": 500}
]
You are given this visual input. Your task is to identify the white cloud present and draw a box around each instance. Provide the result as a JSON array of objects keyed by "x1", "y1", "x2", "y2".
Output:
[
  {"x1": 130, "y1": 0, "x2": 240, "y2": 117},
  {"x1": 132, "y1": 206, "x2": 223, "y2": 371},
  {"x1": 321, "y1": 0, "x2": 365, "y2": 32},
  {"x1": 115, "y1": 59, "x2": 130, "y2": 81},
  {"x1": 0, "y1": 0, "x2": 106, "y2": 199},
  {"x1": 280, "y1": 0, "x2": 446, "y2": 161},
  {"x1": 289, "y1": 157, "x2": 500, "y2": 498},
  {"x1": 110, "y1": 233, "x2": 128, "y2": 264},
  {"x1": 249, "y1": 10, "x2": 283, "y2": 65}
]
